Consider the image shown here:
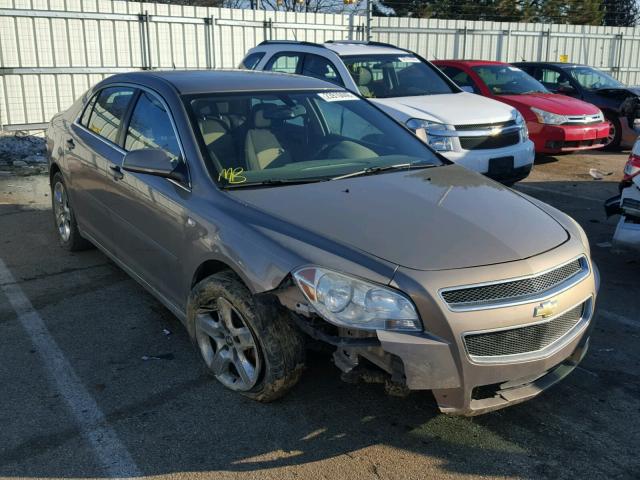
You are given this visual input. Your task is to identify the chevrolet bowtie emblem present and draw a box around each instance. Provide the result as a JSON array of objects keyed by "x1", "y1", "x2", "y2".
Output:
[{"x1": 534, "y1": 300, "x2": 558, "y2": 318}]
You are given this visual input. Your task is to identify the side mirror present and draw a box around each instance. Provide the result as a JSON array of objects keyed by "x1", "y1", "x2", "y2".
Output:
[
  {"x1": 122, "y1": 149, "x2": 187, "y2": 184},
  {"x1": 460, "y1": 86, "x2": 475, "y2": 94}
]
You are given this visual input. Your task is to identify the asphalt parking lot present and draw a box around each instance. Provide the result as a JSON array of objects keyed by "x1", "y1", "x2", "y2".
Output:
[{"x1": 1, "y1": 150, "x2": 639, "y2": 480}]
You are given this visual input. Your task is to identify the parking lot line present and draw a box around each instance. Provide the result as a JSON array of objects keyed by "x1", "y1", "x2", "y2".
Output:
[
  {"x1": 0, "y1": 257, "x2": 142, "y2": 478},
  {"x1": 517, "y1": 184, "x2": 604, "y2": 203}
]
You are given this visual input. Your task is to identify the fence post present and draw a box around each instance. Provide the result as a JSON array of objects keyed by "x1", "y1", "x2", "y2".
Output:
[
  {"x1": 263, "y1": 18, "x2": 272, "y2": 41},
  {"x1": 544, "y1": 29, "x2": 551, "y2": 61},
  {"x1": 613, "y1": 32, "x2": 624, "y2": 79},
  {"x1": 138, "y1": 12, "x2": 148, "y2": 69},
  {"x1": 365, "y1": 0, "x2": 372, "y2": 41},
  {"x1": 204, "y1": 17, "x2": 212, "y2": 69},
  {"x1": 457, "y1": 27, "x2": 468, "y2": 58}
]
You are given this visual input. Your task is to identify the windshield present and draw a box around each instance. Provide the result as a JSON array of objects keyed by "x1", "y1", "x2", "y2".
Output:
[
  {"x1": 473, "y1": 65, "x2": 548, "y2": 95},
  {"x1": 568, "y1": 66, "x2": 623, "y2": 90},
  {"x1": 341, "y1": 54, "x2": 456, "y2": 98},
  {"x1": 185, "y1": 90, "x2": 442, "y2": 187}
]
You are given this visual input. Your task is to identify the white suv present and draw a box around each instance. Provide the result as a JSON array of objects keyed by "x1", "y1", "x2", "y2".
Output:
[{"x1": 242, "y1": 40, "x2": 535, "y2": 184}]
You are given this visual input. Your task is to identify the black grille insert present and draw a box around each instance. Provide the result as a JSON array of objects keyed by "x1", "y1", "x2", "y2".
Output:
[
  {"x1": 464, "y1": 302, "x2": 585, "y2": 357},
  {"x1": 441, "y1": 259, "x2": 584, "y2": 307},
  {"x1": 460, "y1": 131, "x2": 520, "y2": 150}
]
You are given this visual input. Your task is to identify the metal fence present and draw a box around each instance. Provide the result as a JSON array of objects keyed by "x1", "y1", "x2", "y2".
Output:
[{"x1": 1, "y1": 0, "x2": 639, "y2": 131}]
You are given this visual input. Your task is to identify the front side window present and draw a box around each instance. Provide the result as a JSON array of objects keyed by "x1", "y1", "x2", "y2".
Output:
[
  {"x1": 264, "y1": 53, "x2": 302, "y2": 75},
  {"x1": 535, "y1": 68, "x2": 572, "y2": 90},
  {"x1": 439, "y1": 66, "x2": 480, "y2": 93},
  {"x1": 302, "y1": 54, "x2": 343, "y2": 86},
  {"x1": 473, "y1": 65, "x2": 548, "y2": 95},
  {"x1": 239, "y1": 52, "x2": 265, "y2": 70},
  {"x1": 341, "y1": 54, "x2": 455, "y2": 98},
  {"x1": 186, "y1": 90, "x2": 442, "y2": 187},
  {"x1": 125, "y1": 92, "x2": 181, "y2": 161},
  {"x1": 87, "y1": 87, "x2": 135, "y2": 143},
  {"x1": 568, "y1": 67, "x2": 623, "y2": 90}
]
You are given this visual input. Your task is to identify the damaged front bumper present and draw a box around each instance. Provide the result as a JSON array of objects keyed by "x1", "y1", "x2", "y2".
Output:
[
  {"x1": 277, "y1": 240, "x2": 598, "y2": 416},
  {"x1": 605, "y1": 186, "x2": 640, "y2": 250}
]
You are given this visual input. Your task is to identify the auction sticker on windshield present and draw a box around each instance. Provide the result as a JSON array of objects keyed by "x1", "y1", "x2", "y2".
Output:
[
  {"x1": 318, "y1": 91, "x2": 359, "y2": 102},
  {"x1": 398, "y1": 56, "x2": 421, "y2": 63}
]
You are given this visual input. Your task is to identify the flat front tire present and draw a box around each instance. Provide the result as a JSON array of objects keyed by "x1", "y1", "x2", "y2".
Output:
[
  {"x1": 187, "y1": 271, "x2": 305, "y2": 402},
  {"x1": 51, "y1": 172, "x2": 92, "y2": 251}
]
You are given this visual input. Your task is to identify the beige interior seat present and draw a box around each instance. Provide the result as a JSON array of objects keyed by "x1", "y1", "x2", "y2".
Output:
[
  {"x1": 352, "y1": 67, "x2": 374, "y2": 97},
  {"x1": 244, "y1": 105, "x2": 291, "y2": 170},
  {"x1": 199, "y1": 117, "x2": 239, "y2": 168}
]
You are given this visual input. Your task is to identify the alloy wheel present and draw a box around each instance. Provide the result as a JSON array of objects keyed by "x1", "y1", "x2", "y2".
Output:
[
  {"x1": 195, "y1": 297, "x2": 262, "y2": 391},
  {"x1": 53, "y1": 181, "x2": 72, "y2": 242}
]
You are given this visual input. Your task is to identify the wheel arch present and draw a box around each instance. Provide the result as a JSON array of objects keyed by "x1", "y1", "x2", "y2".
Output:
[{"x1": 49, "y1": 162, "x2": 61, "y2": 185}]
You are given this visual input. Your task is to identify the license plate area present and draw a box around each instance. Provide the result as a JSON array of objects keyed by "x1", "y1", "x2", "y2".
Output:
[{"x1": 488, "y1": 156, "x2": 514, "y2": 176}]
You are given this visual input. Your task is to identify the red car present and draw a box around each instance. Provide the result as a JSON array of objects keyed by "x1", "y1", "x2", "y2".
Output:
[{"x1": 434, "y1": 60, "x2": 610, "y2": 154}]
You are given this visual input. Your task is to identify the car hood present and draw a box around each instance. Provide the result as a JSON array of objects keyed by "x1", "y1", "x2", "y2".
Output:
[
  {"x1": 227, "y1": 165, "x2": 569, "y2": 271},
  {"x1": 370, "y1": 92, "x2": 514, "y2": 126},
  {"x1": 595, "y1": 86, "x2": 640, "y2": 97},
  {"x1": 499, "y1": 93, "x2": 602, "y2": 116}
]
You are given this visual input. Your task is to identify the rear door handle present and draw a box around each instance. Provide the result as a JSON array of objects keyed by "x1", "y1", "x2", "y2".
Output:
[
  {"x1": 109, "y1": 164, "x2": 124, "y2": 181},
  {"x1": 66, "y1": 138, "x2": 75, "y2": 150}
]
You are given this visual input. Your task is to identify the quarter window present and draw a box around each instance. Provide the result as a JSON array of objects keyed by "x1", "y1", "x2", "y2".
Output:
[
  {"x1": 302, "y1": 54, "x2": 343, "y2": 86},
  {"x1": 264, "y1": 53, "x2": 302, "y2": 74},
  {"x1": 239, "y1": 52, "x2": 265, "y2": 70},
  {"x1": 80, "y1": 94, "x2": 97, "y2": 127},
  {"x1": 87, "y1": 87, "x2": 135, "y2": 143},
  {"x1": 125, "y1": 92, "x2": 181, "y2": 164}
]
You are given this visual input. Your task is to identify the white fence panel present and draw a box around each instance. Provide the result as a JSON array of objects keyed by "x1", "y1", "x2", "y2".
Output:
[{"x1": 1, "y1": 0, "x2": 640, "y2": 130}]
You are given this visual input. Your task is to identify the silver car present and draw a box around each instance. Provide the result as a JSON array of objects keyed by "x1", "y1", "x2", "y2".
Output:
[{"x1": 46, "y1": 70, "x2": 599, "y2": 415}]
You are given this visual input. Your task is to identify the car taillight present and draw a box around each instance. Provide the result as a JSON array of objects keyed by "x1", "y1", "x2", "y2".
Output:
[{"x1": 623, "y1": 153, "x2": 640, "y2": 181}]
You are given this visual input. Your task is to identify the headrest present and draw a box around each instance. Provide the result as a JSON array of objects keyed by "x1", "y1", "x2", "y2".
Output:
[
  {"x1": 252, "y1": 104, "x2": 274, "y2": 129},
  {"x1": 200, "y1": 118, "x2": 227, "y2": 135},
  {"x1": 353, "y1": 66, "x2": 373, "y2": 86}
]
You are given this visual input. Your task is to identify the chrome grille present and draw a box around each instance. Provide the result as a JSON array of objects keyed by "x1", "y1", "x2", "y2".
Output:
[
  {"x1": 464, "y1": 302, "x2": 585, "y2": 358},
  {"x1": 454, "y1": 120, "x2": 516, "y2": 130},
  {"x1": 441, "y1": 258, "x2": 586, "y2": 309},
  {"x1": 565, "y1": 114, "x2": 604, "y2": 126}
]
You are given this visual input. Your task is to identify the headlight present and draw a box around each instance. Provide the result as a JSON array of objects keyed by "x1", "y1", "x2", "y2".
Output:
[
  {"x1": 513, "y1": 110, "x2": 529, "y2": 141},
  {"x1": 595, "y1": 110, "x2": 605, "y2": 122},
  {"x1": 406, "y1": 119, "x2": 454, "y2": 152},
  {"x1": 293, "y1": 267, "x2": 421, "y2": 332},
  {"x1": 531, "y1": 107, "x2": 568, "y2": 125}
]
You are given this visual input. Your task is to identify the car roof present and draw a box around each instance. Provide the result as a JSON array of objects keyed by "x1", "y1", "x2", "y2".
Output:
[
  {"x1": 513, "y1": 62, "x2": 583, "y2": 68},
  {"x1": 254, "y1": 40, "x2": 407, "y2": 57},
  {"x1": 323, "y1": 41, "x2": 406, "y2": 56},
  {"x1": 105, "y1": 69, "x2": 342, "y2": 95},
  {"x1": 433, "y1": 59, "x2": 508, "y2": 67}
]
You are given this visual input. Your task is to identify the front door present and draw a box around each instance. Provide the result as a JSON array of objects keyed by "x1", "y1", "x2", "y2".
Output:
[{"x1": 109, "y1": 90, "x2": 191, "y2": 307}]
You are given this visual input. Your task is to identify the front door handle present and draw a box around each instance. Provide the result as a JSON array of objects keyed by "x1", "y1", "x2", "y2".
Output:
[
  {"x1": 66, "y1": 138, "x2": 75, "y2": 150},
  {"x1": 109, "y1": 164, "x2": 124, "y2": 181}
]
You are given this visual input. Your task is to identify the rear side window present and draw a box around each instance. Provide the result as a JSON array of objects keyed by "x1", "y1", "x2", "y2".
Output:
[
  {"x1": 302, "y1": 54, "x2": 343, "y2": 86},
  {"x1": 264, "y1": 53, "x2": 302, "y2": 74},
  {"x1": 87, "y1": 87, "x2": 135, "y2": 144},
  {"x1": 125, "y1": 92, "x2": 181, "y2": 163},
  {"x1": 239, "y1": 52, "x2": 265, "y2": 70}
]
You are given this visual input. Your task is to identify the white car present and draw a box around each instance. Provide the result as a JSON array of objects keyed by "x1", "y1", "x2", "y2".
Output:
[{"x1": 242, "y1": 40, "x2": 535, "y2": 184}]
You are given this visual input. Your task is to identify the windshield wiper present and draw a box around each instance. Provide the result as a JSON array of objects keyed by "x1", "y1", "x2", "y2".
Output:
[
  {"x1": 331, "y1": 162, "x2": 436, "y2": 181},
  {"x1": 221, "y1": 177, "x2": 329, "y2": 189}
]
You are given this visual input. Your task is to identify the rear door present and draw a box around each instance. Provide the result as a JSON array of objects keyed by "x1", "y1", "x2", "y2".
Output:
[{"x1": 66, "y1": 86, "x2": 136, "y2": 252}]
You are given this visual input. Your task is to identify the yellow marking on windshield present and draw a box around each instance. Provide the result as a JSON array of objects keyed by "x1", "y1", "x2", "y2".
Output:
[{"x1": 219, "y1": 167, "x2": 246, "y2": 184}]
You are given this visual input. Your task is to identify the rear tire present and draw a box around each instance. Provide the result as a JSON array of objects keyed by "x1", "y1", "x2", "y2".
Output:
[
  {"x1": 51, "y1": 172, "x2": 92, "y2": 251},
  {"x1": 604, "y1": 114, "x2": 622, "y2": 151},
  {"x1": 187, "y1": 270, "x2": 306, "y2": 402}
]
